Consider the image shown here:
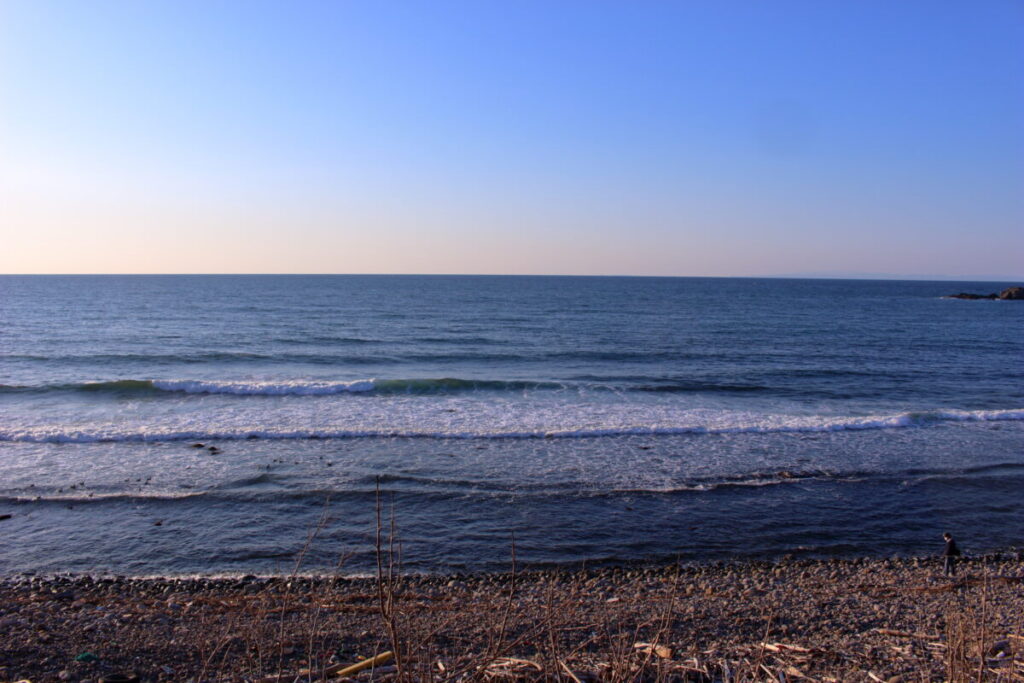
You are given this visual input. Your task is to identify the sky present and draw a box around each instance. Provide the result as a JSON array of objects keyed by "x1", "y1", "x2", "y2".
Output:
[{"x1": 1, "y1": 1, "x2": 1022, "y2": 278}]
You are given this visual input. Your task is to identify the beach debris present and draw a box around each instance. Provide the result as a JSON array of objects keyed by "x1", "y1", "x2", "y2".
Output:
[
  {"x1": 759, "y1": 642, "x2": 812, "y2": 655},
  {"x1": 98, "y1": 674, "x2": 140, "y2": 683},
  {"x1": 485, "y1": 657, "x2": 543, "y2": 677},
  {"x1": 258, "y1": 650, "x2": 394, "y2": 681},
  {"x1": 314, "y1": 650, "x2": 393, "y2": 678},
  {"x1": 74, "y1": 652, "x2": 99, "y2": 662},
  {"x1": 987, "y1": 639, "x2": 1012, "y2": 657},
  {"x1": 561, "y1": 663, "x2": 585, "y2": 683},
  {"x1": 871, "y1": 627, "x2": 940, "y2": 640},
  {"x1": 634, "y1": 642, "x2": 673, "y2": 659}
]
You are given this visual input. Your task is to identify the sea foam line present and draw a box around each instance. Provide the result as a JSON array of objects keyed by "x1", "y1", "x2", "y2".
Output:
[{"x1": 1, "y1": 409, "x2": 1022, "y2": 443}]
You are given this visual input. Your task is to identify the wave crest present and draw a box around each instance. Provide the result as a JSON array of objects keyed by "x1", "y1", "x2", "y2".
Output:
[{"x1": 2, "y1": 408, "x2": 1021, "y2": 443}]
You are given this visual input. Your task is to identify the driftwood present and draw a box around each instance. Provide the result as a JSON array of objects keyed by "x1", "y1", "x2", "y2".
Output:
[
  {"x1": 760, "y1": 642, "x2": 813, "y2": 654},
  {"x1": 255, "y1": 649, "x2": 393, "y2": 682},
  {"x1": 634, "y1": 641, "x2": 673, "y2": 659}
]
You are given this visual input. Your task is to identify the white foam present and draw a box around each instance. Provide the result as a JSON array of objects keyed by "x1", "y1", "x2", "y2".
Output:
[{"x1": 1, "y1": 408, "x2": 1021, "y2": 443}]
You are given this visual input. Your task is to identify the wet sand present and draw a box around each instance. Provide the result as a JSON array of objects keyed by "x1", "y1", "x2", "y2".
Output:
[{"x1": 1, "y1": 555, "x2": 1022, "y2": 682}]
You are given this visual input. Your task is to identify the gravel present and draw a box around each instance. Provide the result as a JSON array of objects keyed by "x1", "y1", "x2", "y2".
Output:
[{"x1": 1, "y1": 554, "x2": 1021, "y2": 681}]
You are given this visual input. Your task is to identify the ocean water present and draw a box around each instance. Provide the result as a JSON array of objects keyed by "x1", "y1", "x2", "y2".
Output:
[{"x1": 0, "y1": 275, "x2": 1021, "y2": 576}]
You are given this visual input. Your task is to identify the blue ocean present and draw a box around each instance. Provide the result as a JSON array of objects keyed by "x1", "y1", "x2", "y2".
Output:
[{"x1": 1, "y1": 275, "x2": 1021, "y2": 576}]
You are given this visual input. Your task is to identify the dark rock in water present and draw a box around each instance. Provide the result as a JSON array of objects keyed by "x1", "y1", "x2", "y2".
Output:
[
  {"x1": 998, "y1": 286, "x2": 1024, "y2": 300},
  {"x1": 0, "y1": 514, "x2": 12, "y2": 521},
  {"x1": 190, "y1": 443, "x2": 205, "y2": 448},
  {"x1": 207, "y1": 446, "x2": 221, "y2": 454},
  {"x1": 946, "y1": 292, "x2": 997, "y2": 300},
  {"x1": 946, "y1": 286, "x2": 1023, "y2": 300}
]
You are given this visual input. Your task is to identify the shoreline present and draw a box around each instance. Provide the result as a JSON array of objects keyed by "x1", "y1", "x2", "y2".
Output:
[
  {"x1": 3, "y1": 555, "x2": 1021, "y2": 681},
  {"x1": 3, "y1": 548, "x2": 1023, "y2": 582}
]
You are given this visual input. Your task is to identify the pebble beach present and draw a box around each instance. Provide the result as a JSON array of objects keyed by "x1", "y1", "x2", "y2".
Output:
[{"x1": 2, "y1": 555, "x2": 1022, "y2": 682}]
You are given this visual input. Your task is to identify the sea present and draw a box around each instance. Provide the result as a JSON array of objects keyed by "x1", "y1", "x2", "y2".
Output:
[{"x1": 1, "y1": 275, "x2": 1021, "y2": 576}]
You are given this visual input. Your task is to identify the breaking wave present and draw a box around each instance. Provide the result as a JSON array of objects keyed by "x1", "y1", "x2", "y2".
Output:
[
  {"x1": 2, "y1": 408, "x2": 1021, "y2": 443},
  {"x1": 1, "y1": 375, "x2": 963, "y2": 398}
]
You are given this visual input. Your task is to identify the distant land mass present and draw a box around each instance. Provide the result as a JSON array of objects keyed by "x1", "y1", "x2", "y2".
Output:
[{"x1": 764, "y1": 271, "x2": 1024, "y2": 282}]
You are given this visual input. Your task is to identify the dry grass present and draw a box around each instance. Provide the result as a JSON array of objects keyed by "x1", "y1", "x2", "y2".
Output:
[
  {"x1": 943, "y1": 576, "x2": 1022, "y2": 683},
  {"x1": 2, "y1": 500, "x2": 1021, "y2": 682}
]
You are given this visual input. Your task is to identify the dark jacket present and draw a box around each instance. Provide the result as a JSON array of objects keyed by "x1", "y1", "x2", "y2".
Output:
[{"x1": 943, "y1": 538, "x2": 961, "y2": 557}]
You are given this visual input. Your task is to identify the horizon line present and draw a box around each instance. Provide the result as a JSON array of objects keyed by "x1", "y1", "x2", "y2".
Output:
[{"x1": 2, "y1": 273, "x2": 1021, "y2": 283}]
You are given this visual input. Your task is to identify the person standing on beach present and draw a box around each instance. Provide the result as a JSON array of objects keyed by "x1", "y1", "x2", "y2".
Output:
[{"x1": 942, "y1": 532, "x2": 961, "y2": 577}]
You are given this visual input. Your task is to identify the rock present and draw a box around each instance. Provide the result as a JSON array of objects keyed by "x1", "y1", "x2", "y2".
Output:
[
  {"x1": 59, "y1": 670, "x2": 72, "y2": 680},
  {"x1": 190, "y1": 443, "x2": 205, "y2": 448},
  {"x1": 946, "y1": 286, "x2": 1024, "y2": 300},
  {"x1": 946, "y1": 292, "x2": 995, "y2": 300},
  {"x1": 0, "y1": 514, "x2": 12, "y2": 521},
  {"x1": 999, "y1": 286, "x2": 1024, "y2": 300}
]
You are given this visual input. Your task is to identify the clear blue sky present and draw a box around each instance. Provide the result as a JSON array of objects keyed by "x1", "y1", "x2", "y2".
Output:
[{"x1": 2, "y1": 0, "x2": 1022, "y2": 277}]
